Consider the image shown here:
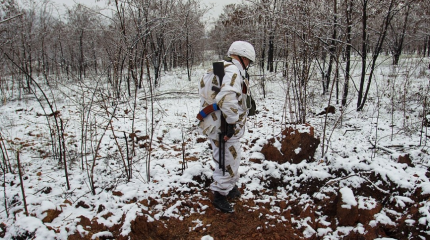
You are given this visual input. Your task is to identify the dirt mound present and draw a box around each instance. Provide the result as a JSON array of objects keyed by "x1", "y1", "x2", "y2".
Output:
[{"x1": 261, "y1": 125, "x2": 320, "y2": 164}]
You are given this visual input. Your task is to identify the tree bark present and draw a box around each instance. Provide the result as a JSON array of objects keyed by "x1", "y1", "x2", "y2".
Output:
[
  {"x1": 357, "y1": 0, "x2": 368, "y2": 109},
  {"x1": 342, "y1": 0, "x2": 353, "y2": 106},
  {"x1": 392, "y1": 4, "x2": 410, "y2": 65},
  {"x1": 358, "y1": 0, "x2": 396, "y2": 111},
  {"x1": 268, "y1": 33, "x2": 274, "y2": 72},
  {"x1": 79, "y1": 29, "x2": 84, "y2": 81}
]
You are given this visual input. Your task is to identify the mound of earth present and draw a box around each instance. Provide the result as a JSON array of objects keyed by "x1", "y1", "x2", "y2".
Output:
[{"x1": 260, "y1": 124, "x2": 320, "y2": 164}]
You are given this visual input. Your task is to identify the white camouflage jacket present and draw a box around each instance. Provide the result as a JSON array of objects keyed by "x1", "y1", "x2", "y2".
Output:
[
  {"x1": 198, "y1": 59, "x2": 250, "y2": 140},
  {"x1": 215, "y1": 59, "x2": 250, "y2": 141}
]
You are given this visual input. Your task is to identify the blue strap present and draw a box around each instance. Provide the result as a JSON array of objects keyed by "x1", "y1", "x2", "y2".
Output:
[
  {"x1": 197, "y1": 103, "x2": 219, "y2": 120},
  {"x1": 199, "y1": 109, "x2": 208, "y2": 118}
]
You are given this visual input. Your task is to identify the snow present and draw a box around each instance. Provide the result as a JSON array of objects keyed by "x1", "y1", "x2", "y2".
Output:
[
  {"x1": 91, "y1": 231, "x2": 113, "y2": 239},
  {"x1": 370, "y1": 212, "x2": 396, "y2": 227},
  {"x1": 201, "y1": 235, "x2": 214, "y2": 240},
  {"x1": 317, "y1": 227, "x2": 332, "y2": 236},
  {"x1": 3, "y1": 216, "x2": 57, "y2": 240},
  {"x1": 340, "y1": 187, "x2": 357, "y2": 209},
  {"x1": 303, "y1": 224, "x2": 317, "y2": 238},
  {"x1": 35, "y1": 201, "x2": 57, "y2": 219},
  {"x1": 166, "y1": 128, "x2": 183, "y2": 143},
  {"x1": 120, "y1": 204, "x2": 141, "y2": 236},
  {"x1": 0, "y1": 57, "x2": 429, "y2": 239},
  {"x1": 420, "y1": 182, "x2": 430, "y2": 194},
  {"x1": 392, "y1": 196, "x2": 414, "y2": 208},
  {"x1": 357, "y1": 196, "x2": 378, "y2": 210}
]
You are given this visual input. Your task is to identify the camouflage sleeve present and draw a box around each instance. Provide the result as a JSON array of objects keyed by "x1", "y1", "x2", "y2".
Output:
[{"x1": 215, "y1": 66, "x2": 242, "y2": 124}]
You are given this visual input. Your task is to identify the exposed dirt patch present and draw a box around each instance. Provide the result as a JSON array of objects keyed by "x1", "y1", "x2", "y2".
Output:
[
  {"x1": 261, "y1": 125, "x2": 320, "y2": 164},
  {"x1": 42, "y1": 209, "x2": 62, "y2": 223},
  {"x1": 58, "y1": 172, "x2": 430, "y2": 240},
  {"x1": 124, "y1": 191, "x2": 300, "y2": 240}
]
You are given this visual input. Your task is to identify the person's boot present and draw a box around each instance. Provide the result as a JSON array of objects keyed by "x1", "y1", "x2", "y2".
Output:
[
  {"x1": 227, "y1": 185, "x2": 241, "y2": 199},
  {"x1": 213, "y1": 191, "x2": 234, "y2": 213}
]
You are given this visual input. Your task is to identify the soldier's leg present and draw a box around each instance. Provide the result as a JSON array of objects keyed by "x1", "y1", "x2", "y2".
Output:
[{"x1": 209, "y1": 139, "x2": 241, "y2": 196}]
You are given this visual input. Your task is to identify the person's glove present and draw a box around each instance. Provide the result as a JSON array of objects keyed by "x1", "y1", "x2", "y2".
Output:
[{"x1": 226, "y1": 124, "x2": 236, "y2": 138}]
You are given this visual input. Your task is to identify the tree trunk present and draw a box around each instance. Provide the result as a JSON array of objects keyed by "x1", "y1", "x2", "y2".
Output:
[
  {"x1": 17, "y1": 151, "x2": 28, "y2": 216},
  {"x1": 424, "y1": 37, "x2": 428, "y2": 57},
  {"x1": 330, "y1": 0, "x2": 338, "y2": 92},
  {"x1": 392, "y1": 5, "x2": 410, "y2": 65},
  {"x1": 342, "y1": 0, "x2": 353, "y2": 106},
  {"x1": 427, "y1": 36, "x2": 430, "y2": 57},
  {"x1": 268, "y1": 33, "x2": 274, "y2": 72},
  {"x1": 357, "y1": 0, "x2": 368, "y2": 109},
  {"x1": 79, "y1": 29, "x2": 84, "y2": 81},
  {"x1": 186, "y1": 12, "x2": 191, "y2": 81},
  {"x1": 358, "y1": 0, "x2": 396, "y2": 111},
  {"x1": 260, "y1": 20, "x2": 267, "y2": 71},
  {"x1": 92, "y1": 41, "x2": 98, "y2": 74}
]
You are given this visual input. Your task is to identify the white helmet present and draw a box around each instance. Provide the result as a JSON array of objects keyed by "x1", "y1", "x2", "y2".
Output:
[{"x1": 227, "y1": 41, "x2": 256, "y2": 62}]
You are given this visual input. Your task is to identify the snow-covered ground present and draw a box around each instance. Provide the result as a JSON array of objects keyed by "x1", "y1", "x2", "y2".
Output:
[{"x1": 0, "y1": 56, "x2": 429, "y2": 239}]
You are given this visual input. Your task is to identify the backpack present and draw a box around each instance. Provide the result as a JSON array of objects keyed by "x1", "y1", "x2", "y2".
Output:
[
  {"x1": 196, "y1": 61, "x2": 256, "y2": 138},
  {"x1": 196, "y1": 62, "x2": 231, "y2": 138}
]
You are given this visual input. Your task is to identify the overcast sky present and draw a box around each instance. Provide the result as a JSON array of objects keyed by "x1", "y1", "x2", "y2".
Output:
[{"x1": 50, "y1": 0, "x2": 242, "y2": 22}]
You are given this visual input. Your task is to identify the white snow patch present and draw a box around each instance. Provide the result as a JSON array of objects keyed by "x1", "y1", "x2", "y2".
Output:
[
  {"x1": 91, "y1": 231, "x2": 113, "y2": 239},
  {"x1": 166, "y1": 128, "x2": 183, "y2": 142},
  {"x1": 339, "y1": 187, "x2": 357, "y2": 209},
  {"x1": 317, "y1": 227, "x2": 332, "y2": 236},
  {"x1": 201, "y1": 235, "x2": 214, "y2": 240},
  {"x1": 420, "y1": 182, "x2": 430, "y2": 194},
  {"x1": 357, "y1": 196, "x2": 377, "y2": 210},
  {"x1": 4, "y1": 216, "x2": 57, "y2": 240},
  {"x1": 392, "y1": 196, "x2": 413, "y2": 208},
  {"x1": 370, "y1": 212, "x2": 396, "y2": 226}
]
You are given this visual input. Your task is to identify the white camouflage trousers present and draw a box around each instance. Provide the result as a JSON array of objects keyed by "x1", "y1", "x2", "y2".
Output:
[{"x1": 209, "y1": 138, "x2": 242, "y2": 196}]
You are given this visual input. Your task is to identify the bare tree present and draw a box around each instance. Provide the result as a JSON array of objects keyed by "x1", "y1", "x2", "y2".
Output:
[
  {"x1": 357, "y1": 0, "x2": 398, "y2": 111},
  {"x1": 388, "y1": 2, "x2": 412, "y2": 66},
  {"x1": 341, "y1": 0, "x2": 353, "y2": 107}
]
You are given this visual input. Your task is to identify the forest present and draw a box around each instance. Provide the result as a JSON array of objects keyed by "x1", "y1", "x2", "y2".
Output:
[{"x1": 1, "y1": 0, "x2": 430, "y2": 239}]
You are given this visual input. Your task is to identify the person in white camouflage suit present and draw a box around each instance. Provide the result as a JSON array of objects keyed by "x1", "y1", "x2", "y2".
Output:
[{"x1": 199, "y1": 41, "x2": 256, "y2": 213}]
